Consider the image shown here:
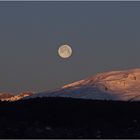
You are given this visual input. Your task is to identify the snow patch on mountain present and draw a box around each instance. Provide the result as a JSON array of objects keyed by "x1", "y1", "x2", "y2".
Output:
[{"x1": 1, "y1": 92, "x2": 33, "y2": 102}]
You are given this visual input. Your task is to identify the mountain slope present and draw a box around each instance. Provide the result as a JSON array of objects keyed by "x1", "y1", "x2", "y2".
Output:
[{"x1": 25, "y1": 68, "x2": 140, "y2": 101}]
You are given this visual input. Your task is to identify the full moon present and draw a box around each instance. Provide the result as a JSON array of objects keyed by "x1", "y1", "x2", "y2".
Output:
[{"x1": 58, "y1": 44, "x2": 72, "y2": 58}]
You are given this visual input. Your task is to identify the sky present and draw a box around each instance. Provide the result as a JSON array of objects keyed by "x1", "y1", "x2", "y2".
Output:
[{"x1": 0, "y1": 1, "x2": 140, "y2": 94}]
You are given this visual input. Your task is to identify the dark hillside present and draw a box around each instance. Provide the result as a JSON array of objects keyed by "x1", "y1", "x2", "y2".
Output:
[{"x1": 0, "y1": 97, "x2": 140, "y2": 138}]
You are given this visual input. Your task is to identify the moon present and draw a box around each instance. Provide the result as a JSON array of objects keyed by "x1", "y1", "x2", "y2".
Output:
[{"x1": 58, "y1": 44, "x2": 72, "y2": 58}]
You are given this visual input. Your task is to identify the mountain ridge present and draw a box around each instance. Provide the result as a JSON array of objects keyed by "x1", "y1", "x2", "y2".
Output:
[{"x1": 1, "y1": 68, "x2": 140, "y2": 102}]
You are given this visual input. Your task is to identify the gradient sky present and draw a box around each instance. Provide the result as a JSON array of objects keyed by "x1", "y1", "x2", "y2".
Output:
[{"x1": 0, "y1": 1, "x2": 140, "y2": 94}]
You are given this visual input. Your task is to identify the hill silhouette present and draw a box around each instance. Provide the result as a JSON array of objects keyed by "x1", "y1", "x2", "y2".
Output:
[{"x1": 0, "y1": 97, "x2": 140, "y2": 138}]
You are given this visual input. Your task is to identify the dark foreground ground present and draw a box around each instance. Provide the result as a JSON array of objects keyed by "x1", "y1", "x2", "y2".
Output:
[{"x1": 0, "y1": 97, "x2": 140, "y2": 138}]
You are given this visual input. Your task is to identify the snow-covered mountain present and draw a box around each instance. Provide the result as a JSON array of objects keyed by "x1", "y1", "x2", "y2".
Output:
[
  {"x1": 1, "y1": 92, "x2": 33, "y2": 102},
  {"x1": 25, "y1": 68, "x2": 140, "y2": 101}
]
